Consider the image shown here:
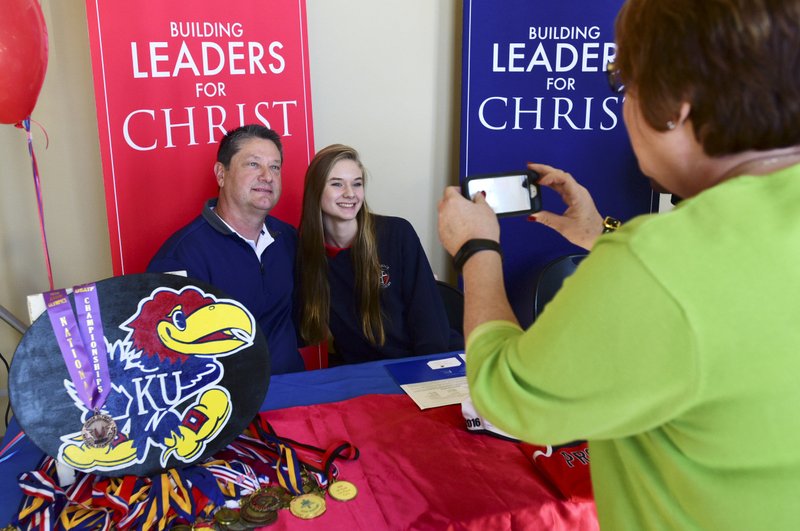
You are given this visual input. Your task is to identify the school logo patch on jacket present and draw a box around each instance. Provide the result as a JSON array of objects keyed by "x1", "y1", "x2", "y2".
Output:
[{"x1": 380, "y1": 265, "x2": 392, "y2": 288}]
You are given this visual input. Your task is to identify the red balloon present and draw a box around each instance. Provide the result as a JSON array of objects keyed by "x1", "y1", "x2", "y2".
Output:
[{"x1": 0, "y1": 0, "x2": 49, "y2": 124}]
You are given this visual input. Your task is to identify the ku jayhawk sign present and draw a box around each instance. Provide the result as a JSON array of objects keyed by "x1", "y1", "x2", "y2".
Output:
[{"x1": 10, "y1": 273, "x2": 271, "y2": 477}]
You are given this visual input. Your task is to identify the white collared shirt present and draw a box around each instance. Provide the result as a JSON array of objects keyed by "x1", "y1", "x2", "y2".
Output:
[{"x1": 213, "y1": 208, "x2": 274, "y2": 258}]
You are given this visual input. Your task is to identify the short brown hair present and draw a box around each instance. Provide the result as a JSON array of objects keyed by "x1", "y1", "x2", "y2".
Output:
[
  {"x1": 615, "y1": 0, "x2": 800, "y2": 156},
  {"x1": 217, "y1": 124, "x2": 282, "y2": 167}
]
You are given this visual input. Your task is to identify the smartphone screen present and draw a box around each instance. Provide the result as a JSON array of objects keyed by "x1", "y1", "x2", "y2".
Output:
[{"x1": 462, "y1": 170, "x2": 541, "y2": 217}]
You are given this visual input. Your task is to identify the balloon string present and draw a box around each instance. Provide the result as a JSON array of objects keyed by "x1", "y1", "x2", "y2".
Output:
[
  {"x1": 23, "y1": 117, "x2": 55, "y2": 291},
  {"x1": 30, "y1": 118, "x2": 50, "y2": 149}
]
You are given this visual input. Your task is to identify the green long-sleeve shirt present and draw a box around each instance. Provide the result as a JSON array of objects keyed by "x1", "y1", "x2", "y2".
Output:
[{"x1": 467, "y1": 164, "x2": 800, "y2": 530}]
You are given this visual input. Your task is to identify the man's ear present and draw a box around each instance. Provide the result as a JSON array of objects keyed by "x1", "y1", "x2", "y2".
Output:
[{"x1": 214, "y1": 162, "x2": 225, "y2": 187}]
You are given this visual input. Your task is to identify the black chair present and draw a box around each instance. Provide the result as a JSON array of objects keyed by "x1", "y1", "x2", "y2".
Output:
[
  {"x1": 436, "y1": 280, "x2": 465, "y2": 349},
  {"x1": 533, "y1": 254, "x2": 588, "y2": 321}
]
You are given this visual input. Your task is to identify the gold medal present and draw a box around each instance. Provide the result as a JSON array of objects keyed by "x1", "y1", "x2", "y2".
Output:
[
  {"x1": 81, "y1": 411, "x2": 117, "y2": 448},
  {"x1": 213, "y1": 507, "x2": 239, "y2": 527},
  {"x1": 328, "y1": 480, "x2": 358, "y2": 502},
  {"x1": 289, "y1": 493, "x2": 327, "y2": 519}
]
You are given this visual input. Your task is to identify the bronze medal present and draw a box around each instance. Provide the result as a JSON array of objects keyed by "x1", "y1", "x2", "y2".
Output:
[
  {"x1": 257, "y1": 511, "x2": 279, "y2": 526},
  {"x1": 239, "y1": 503, "x2": 264, "y2": 522},
  {"x1": 240, "y1": 505, "x2": 278, "y2": 526},
  {"x1": 262, "y1": 485, "x2": 293, "y2": 509},
  {"x1": 289, "y1": 493, "x2": 326, "y2": 519},
  {"x1": 248, "y1": 491, "x2": 282, "y2": 513},
  {"x1": 239, "y1": 491, "x2": 277, "y2": 526},
  {"x1": 81, "y1": 411, "x2": 117, "y2": 448},
  {"x1": 328, "y1": 480, "x2": 358, "y2": 502}
]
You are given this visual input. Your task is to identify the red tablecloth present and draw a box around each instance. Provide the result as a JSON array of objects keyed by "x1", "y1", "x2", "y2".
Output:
[{"x1": 263, "y1": 394, "x2": 598, "y2": 530}]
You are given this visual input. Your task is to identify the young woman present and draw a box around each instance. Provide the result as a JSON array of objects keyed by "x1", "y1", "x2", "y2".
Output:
[{"x1": 297, "y1": 144, "x2": 456, "y2": 364}]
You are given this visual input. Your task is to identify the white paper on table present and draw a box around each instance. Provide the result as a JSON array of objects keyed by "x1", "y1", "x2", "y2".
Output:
[{"x1": 398, "y1": 376, "x2": 470, "y2": 410}]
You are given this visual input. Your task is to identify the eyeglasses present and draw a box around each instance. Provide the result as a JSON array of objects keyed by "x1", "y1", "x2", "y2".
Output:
[{"x1": 606, "y1": 61, "x2": 625, "y2": 94}]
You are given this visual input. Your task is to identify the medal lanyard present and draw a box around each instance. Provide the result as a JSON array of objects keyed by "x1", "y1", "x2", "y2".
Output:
[
  {"x1": 17, "y1": 459, "x2": 229, "y2": 530},
  {"x1": 203, "y1": 459, "x2": 262, "y2": 497},
  {"x1": 249, "y1": 414, "x2": 359, "y2": 493},
  {"x1": 58, "y1": 506, "x2": 111, "y2": 531},
  {"x1": 44, "y1": 284, "x2": 111, "y2": 416}
]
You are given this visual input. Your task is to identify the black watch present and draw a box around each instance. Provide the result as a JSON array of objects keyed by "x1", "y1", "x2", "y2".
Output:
[{"x1": 452, "y1": 239, "x2": 502, "y2": 271}]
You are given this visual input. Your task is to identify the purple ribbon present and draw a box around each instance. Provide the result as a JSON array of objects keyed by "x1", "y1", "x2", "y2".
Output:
[
  {"x1": 44, "y1": 283, "x2": 111, "y2": 413},
  {"x1": 23, "y1": 117, "x2": 55, "y2": 291}
]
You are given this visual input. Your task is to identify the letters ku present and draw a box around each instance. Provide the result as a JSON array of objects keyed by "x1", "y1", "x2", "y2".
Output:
[{"x1": 57, "y1": 286, "x2": 255, "y2": 472}]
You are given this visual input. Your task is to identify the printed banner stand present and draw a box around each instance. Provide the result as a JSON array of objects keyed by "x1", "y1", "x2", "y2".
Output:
[
  {"x1": 461, "y1": 0, "x2": 655, "y2": 326},
  {"x1": 85, "y1": 1, "x2": 315, "y2": 275}
]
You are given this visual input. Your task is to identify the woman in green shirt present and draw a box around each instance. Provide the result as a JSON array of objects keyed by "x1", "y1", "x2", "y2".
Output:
[{"x1": 438, "y1": 1, "x2": 800, "y2": 529}]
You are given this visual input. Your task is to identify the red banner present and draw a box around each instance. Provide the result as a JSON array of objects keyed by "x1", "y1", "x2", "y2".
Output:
[{"x1": 85, "y1": 0, "x2": 314, "y2": 275}]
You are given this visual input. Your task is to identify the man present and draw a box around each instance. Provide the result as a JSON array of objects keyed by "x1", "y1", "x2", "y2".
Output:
[{"x1": 149, "y1": 124, "x2": 304, "y2": 374}]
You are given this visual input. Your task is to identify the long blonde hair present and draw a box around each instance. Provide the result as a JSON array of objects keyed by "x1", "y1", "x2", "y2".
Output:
[{"x1": 297, "y1": 144, "x2": 384, "y2": 346}]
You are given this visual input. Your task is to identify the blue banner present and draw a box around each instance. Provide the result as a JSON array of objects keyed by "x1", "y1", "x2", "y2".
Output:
[{"x1": 460, "y1": 0, "x2": 655, "y2": 326}]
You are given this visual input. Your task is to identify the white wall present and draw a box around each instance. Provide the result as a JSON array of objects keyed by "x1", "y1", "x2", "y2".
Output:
[
  {"x1": 0, "y1": 1, "x2": 460, "y2": 434},
  {"x1": 306, "y1": 0, "x2": 461, "y2": 277}
]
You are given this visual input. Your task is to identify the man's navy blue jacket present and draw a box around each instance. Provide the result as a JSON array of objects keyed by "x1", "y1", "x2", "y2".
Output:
[{"x1": 148, "y1": 199, "x2": 304, "y2": 374}]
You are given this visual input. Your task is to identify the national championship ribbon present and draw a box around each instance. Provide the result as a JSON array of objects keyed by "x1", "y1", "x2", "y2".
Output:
[{"x1": 44, "y1": 284, "x2": 116, "y2": 448}]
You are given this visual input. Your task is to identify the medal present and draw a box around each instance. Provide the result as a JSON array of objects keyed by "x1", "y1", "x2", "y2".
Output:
[
  {"x1": 248, "y1": 491, "x2": 282, "y2": 513},
  {"x1": 45, "y1": 284, "x2": 114, "y2": 445},
  {"x1": 239, "y1": 490, "x2": 281, "y2": 526},
  {"x1": 302, "y1": 478, "x2": 319, "y2": 494},
  {"x1": 328, "y1": 480, "x2": 358, "y2": 501},
  {"x1": 289, "y1": 493, "x2": 326, "y2": 519},
  {"x1": 213, "y1": 507, "x2": 239, "y2": 527},
  {"x1": 261, "y1": 485, "x2": 293, "y2": 509},
  {"x1": 223, "y1": 520, "x2": 249, "y2": 531},
  {"x1": 81, "y1": 410, "x2": 117, "y2": 448},
  {"x1": 240, "y1": 505, "x2": 278, "y2": 526}
]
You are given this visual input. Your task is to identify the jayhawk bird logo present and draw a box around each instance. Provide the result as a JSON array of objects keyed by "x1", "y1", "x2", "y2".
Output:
[{"x1": 56, "y1": 286, "x2": 255, "y2": 473}]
